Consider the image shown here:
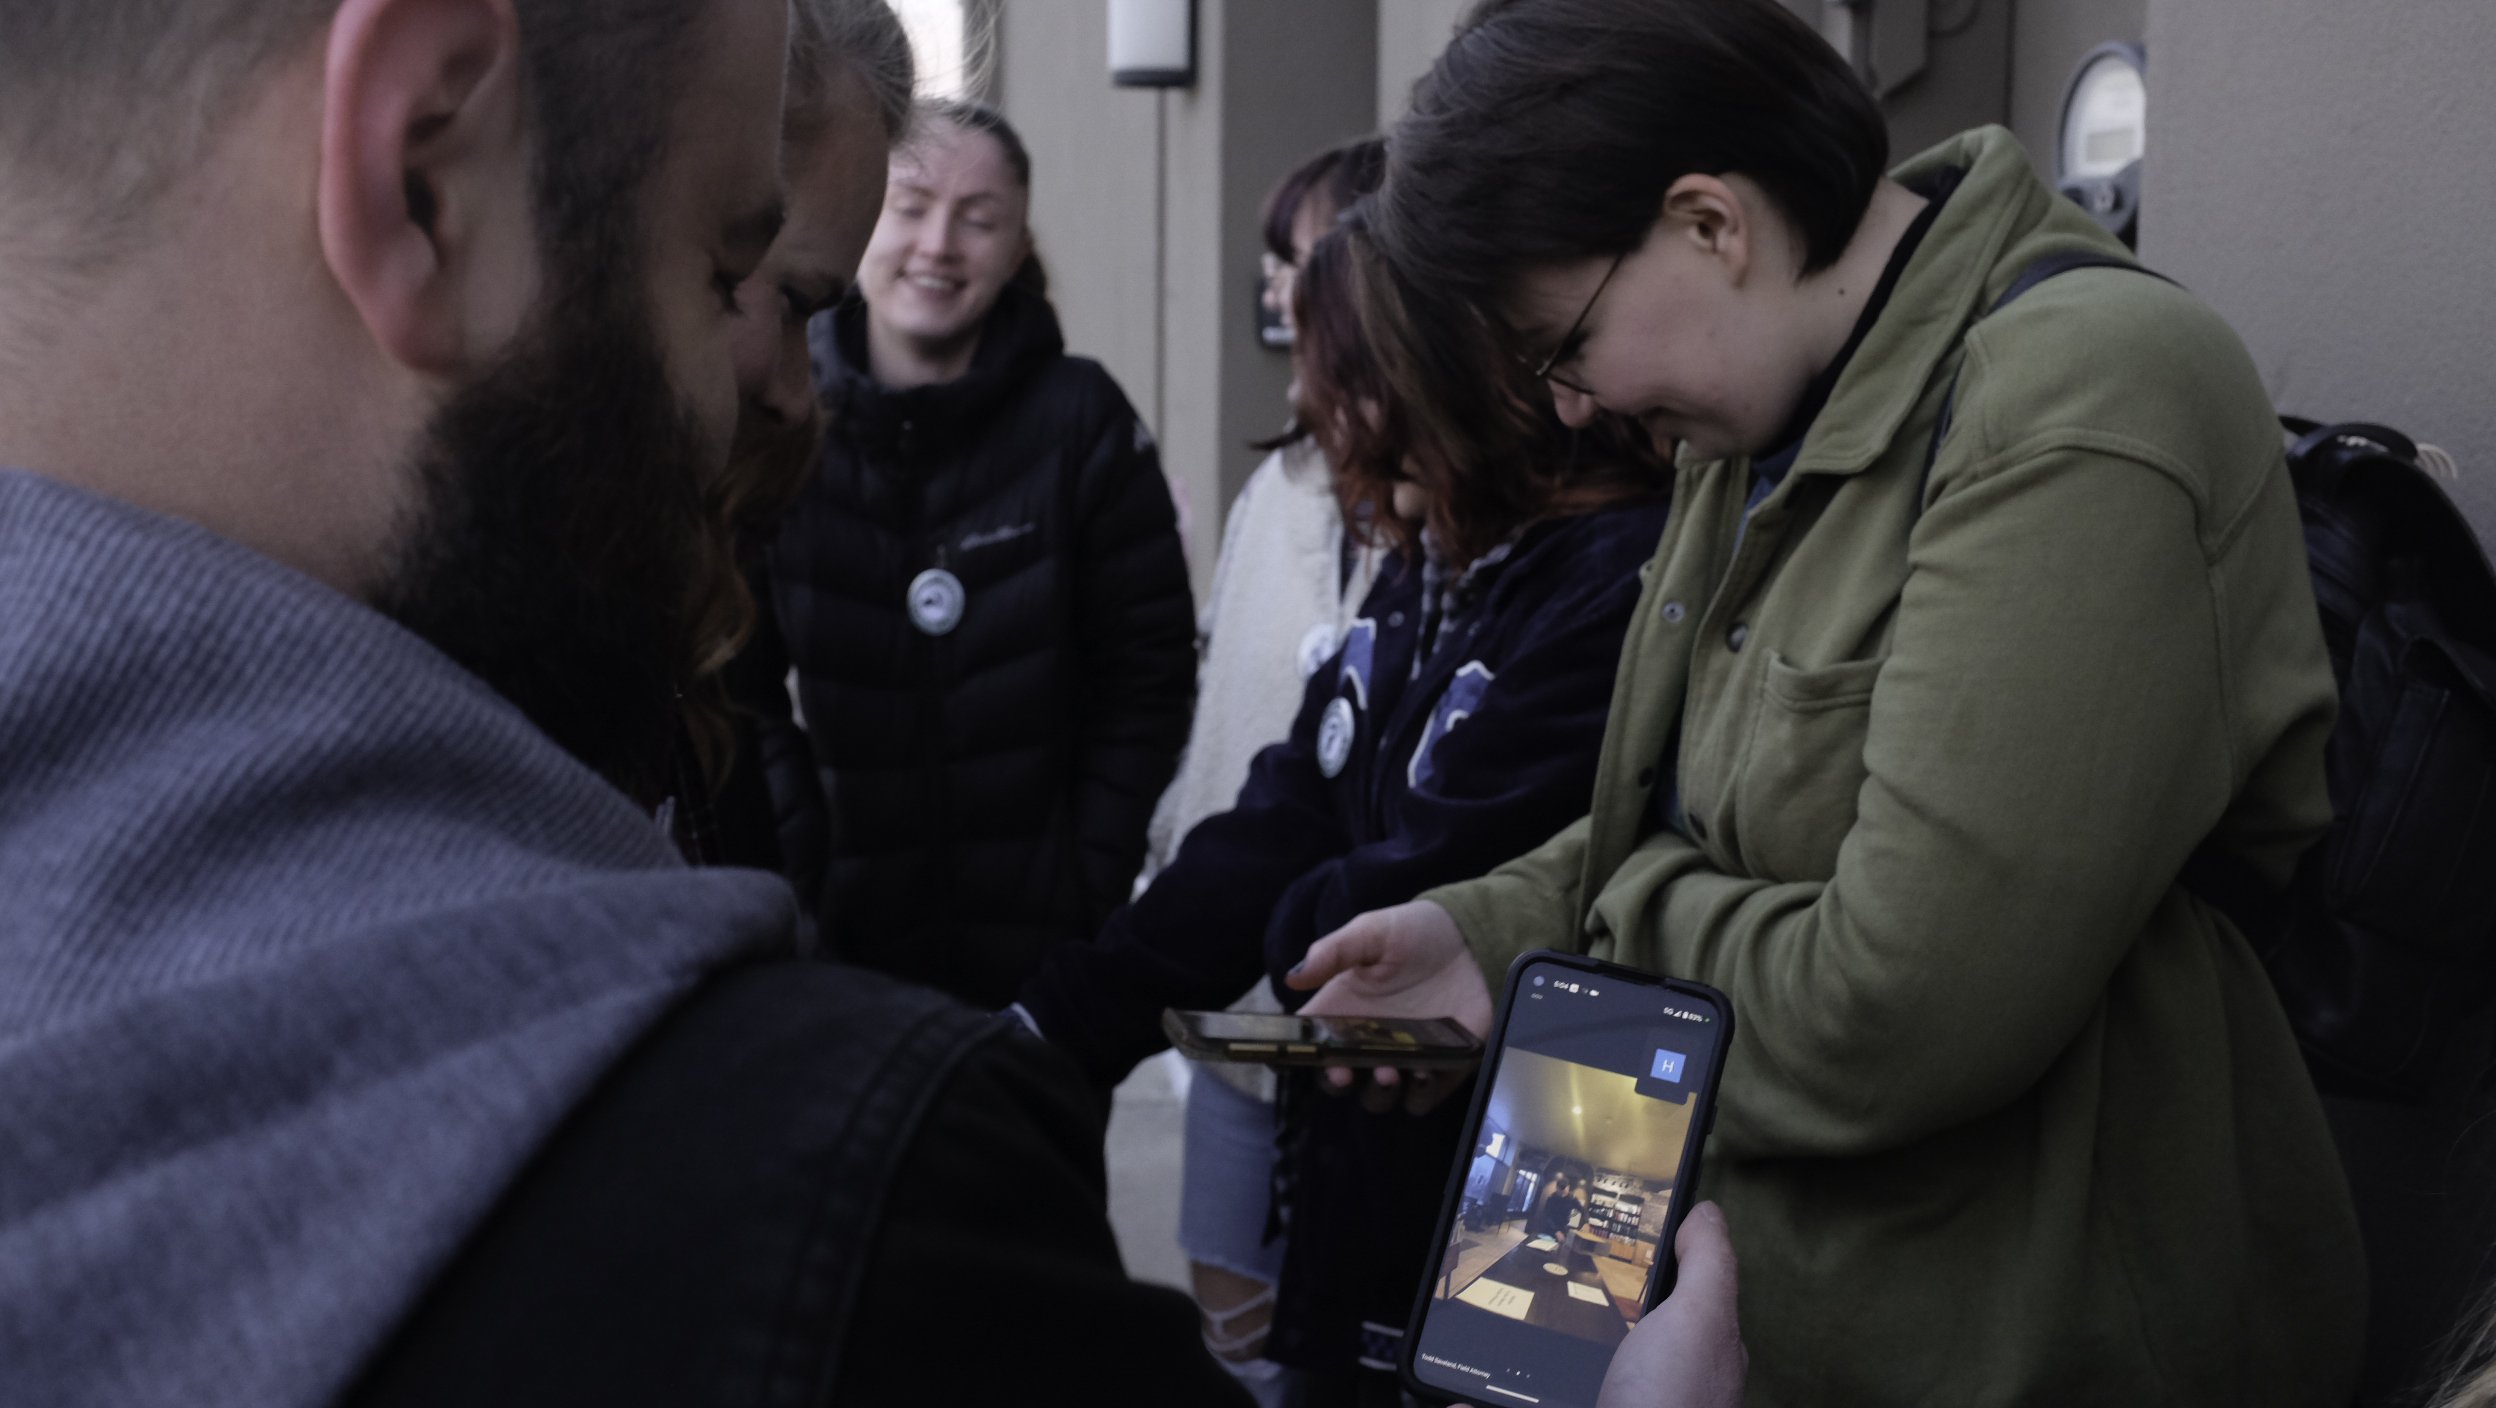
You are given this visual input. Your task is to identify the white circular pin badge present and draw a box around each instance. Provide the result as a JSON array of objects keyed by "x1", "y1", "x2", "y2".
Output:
[
  {"x1": 1317, "y1": 696, "x2": 1357, "y2": 778},
  {"x1": 1295, "y1": 622, "x2": 1339, "y2": 680},
  {"x1": 907, "y1": 568, "x2": 966, "y2": 636}
]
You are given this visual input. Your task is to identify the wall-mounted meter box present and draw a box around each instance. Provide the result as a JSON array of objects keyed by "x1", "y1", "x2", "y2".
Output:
[{"x1": 2058, "y1": 43, "x2": 2147, "y2": 247}]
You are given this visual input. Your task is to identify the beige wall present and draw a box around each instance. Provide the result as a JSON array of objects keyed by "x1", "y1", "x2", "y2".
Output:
[
  {"x1": 1376, "y1": 0, "x2": 1471, "y2": 124},
  {"x1": 2142, "y1": 0, "x2": 2496, "y2": 543},
  {"x1": 999, "y1": 1, "x2": 1375, "y2": 596},
  {"x1": 994, "y1": 1, "x2": 1162, "y2": 429}
]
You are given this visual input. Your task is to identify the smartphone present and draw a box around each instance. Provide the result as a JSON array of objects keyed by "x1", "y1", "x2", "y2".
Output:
[
  {"x1": 1402, "y1": 951, "x2": 1733, "y2": 1408},
  {"x1": 1161, "y1": 1009, "x2": 1483, "y2": 1069}
]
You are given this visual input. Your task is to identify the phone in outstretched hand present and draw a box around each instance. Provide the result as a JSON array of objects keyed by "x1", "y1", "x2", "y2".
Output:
[
  {"x1": 1161, "y1": 1009, "x2": 1483, "y2": 1069},
  {"x1": 1403, "y1": 951, "x2": 1733, "y2": 1408}
]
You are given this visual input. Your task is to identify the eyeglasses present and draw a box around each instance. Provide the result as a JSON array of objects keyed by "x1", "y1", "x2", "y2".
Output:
[{"x1": 1525, "y1": 249, "x2": 1626, "y2": 397}]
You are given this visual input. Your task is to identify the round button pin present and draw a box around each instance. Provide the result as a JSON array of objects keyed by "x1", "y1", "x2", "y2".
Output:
[
  {"x1": 907, "y1": 568, "x2": 966, "y2": 636},
  {"x1": 1317, "y1": 696, "x2": 1357, "y2": 778}
]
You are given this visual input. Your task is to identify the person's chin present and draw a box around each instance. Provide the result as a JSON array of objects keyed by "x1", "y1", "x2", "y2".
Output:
[
  {"x1": 882, "y1": 282, "x2": 962, "y2": 327},
  {"x1": 886, "y1": 310, "x2": 980, "y2": 354}
]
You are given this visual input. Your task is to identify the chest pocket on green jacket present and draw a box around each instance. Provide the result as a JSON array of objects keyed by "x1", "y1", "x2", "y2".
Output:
[{"x1": 1733, "y1": 651, "x2": 1886, "y2": 882}]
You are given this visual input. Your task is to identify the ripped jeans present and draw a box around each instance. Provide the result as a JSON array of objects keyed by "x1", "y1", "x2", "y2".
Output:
[{"x1": 1180, "y1": 1067, "x2": 1291, "y2": 1404}]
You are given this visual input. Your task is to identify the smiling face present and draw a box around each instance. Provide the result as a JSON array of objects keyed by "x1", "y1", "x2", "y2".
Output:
[
  {"x1": 857, "y1": 118, "x2": 1031, "y2": 356},
  {"x1": 1507, "y1": 173, "x2": 1819, "y2": 461}
]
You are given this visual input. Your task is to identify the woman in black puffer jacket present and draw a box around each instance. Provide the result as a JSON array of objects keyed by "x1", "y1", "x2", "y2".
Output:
[{"x1": 745, "y1": 102, "x2": 1195, "y2": 1009}]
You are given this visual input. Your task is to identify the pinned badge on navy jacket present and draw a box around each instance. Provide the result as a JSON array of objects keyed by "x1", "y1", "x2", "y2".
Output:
[
  {"x1": 908, "y1": 566, "x2": 966, "y2": 636},
  {"x1": 1317, "y1": 697, "x2": 1357, "y2": 779},
  {"x1": 1318, "y1": 617, "x2": 1379, "y2": 779}
]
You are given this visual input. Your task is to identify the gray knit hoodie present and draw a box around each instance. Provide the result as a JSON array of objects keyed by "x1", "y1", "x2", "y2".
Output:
[{"x1": 0, "y1": 470, "x2": 791, "y2": 1406}]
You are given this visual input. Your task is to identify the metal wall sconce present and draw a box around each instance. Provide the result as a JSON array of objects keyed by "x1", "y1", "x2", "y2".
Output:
[{"x1": 1109, "y1": 0, "x2": 1196, "y2": 88}]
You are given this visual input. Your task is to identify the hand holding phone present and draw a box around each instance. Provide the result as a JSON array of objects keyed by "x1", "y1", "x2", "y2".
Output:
[
  {"x1": 1594, "y1": 1202, "x2": 1746, "y2": 1408},
  {"x1": 1161, "y1": 1009, "x2": 1482, "y2": 1069},
  {"x1": 1285, "y1": 900, "x2": 1492, "y2": 1113},
  {"x1": 1402, "y1": 951, "x2": 1734, "y2": 1408}
]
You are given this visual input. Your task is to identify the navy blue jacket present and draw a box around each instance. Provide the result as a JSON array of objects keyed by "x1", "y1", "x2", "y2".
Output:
[
  {"x1": 1015, "y1": 493, "x2": 1670, "y2": 1374},
  {"x1": 1017, "y1": 494, "x2": 1672, "y2": 1086}
]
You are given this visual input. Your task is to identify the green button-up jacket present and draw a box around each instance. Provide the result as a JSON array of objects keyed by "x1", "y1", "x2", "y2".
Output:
[{"x1": 1426, "y1": 127, "x2": 2364, "y2": 1406}]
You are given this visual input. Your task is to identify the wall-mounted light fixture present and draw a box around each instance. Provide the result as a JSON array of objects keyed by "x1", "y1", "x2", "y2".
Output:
[
  {"x1": 2058, "y1": 42, "x2": 2147, "y2": 247},
  {"x1": 1109, "y1": 0, "x2": 1195, "y2": 88}
]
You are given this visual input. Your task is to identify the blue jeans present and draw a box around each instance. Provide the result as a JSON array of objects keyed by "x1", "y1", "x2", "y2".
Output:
[{"x1": 1179, "y1": 1070, "x2": 1287, "y2": 1283}]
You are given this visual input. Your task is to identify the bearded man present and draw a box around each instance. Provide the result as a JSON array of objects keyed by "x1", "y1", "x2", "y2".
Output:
[{"x1": 0, "y1": 1, "x2": 1251, "y2": 1404}]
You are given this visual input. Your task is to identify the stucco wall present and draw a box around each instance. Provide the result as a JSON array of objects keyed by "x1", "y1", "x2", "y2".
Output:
[
  {"x1": 1201, "y1": 0, "x2": 1380, "y2": 516},
  {"x1": 1376, "y1": 0, "x2": 1471, "y2": 125},
  {"x1": 1000, "y1": 1, "x2": 1375, "y2": 593},
  {"x1": 2142, "y1": 0, "x2": 2496, "y2": 545},
  {"x1": 995, "y1": 1, "x2": 1163, "y2": 433}
]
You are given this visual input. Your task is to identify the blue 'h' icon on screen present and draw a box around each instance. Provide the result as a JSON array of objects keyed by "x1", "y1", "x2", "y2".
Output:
[{"x1": 1650, "y1": 1049, "x2": 1687, "y2": 1084}]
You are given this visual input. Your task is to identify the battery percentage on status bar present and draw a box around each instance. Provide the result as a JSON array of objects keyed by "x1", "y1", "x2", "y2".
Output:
[{"x1": 1663, "y1": 1007, "x2": 1713, "y2": 1023}]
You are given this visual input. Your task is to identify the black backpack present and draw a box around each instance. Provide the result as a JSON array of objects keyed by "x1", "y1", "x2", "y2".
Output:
[
  {"x1": 2195, "y1": 419, "x2": 2496, "y2": 1102},
  {"x1": 1943, "y1": 257, "x2": 2496, "y2": 1103}
]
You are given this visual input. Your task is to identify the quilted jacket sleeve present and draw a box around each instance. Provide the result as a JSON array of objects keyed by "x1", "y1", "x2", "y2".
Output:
[{"x1": 1065, "y1": 378, "x2": 1198, "y2": 931}]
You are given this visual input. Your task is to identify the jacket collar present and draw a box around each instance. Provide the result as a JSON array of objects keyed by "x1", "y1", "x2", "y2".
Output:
[
  {"x1": 811, "y1": 284, "x2": 1067, "y2": 451},
  {"x1": 1775, "y1": 125, "x2": 2085, "y2": 481}
]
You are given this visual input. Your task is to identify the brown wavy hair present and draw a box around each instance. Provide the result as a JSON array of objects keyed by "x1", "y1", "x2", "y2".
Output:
[
  {"x1": 679, "y1": 0, "x2": 917, "y2": 791},
  {"x1": 1295, "y1": 221, "x2": 1668, "y2": 570}
]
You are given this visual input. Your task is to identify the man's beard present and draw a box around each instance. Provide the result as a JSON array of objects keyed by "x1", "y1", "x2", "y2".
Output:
[{"x1": 374, "y1": 287, "x2": 716, "y2": 810}]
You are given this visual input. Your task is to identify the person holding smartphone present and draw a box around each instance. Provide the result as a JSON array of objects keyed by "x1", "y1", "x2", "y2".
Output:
[
  {"x1": 1013, "y1": 223, "x2": 1670, "y2": 1402},
  {"x1": 1287, "y1": 0, "x2": 2365, "y2": 1404}
]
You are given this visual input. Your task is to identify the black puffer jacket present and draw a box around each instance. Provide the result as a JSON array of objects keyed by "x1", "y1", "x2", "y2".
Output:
[{"x1": 754, "y1": 288, "x2": 1195, "y2": 1009}]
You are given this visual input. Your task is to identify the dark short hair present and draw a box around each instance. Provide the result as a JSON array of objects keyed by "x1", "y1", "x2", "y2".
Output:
[
  {"x1": 1298, "y1": 223, "x2": 1667, "y2": 569},
  {"x1": 916, "y1": 99, "x2": 1050, "y2": 301},
  {"x1": 1363, "y1": 0, "x2": 1882, "y2": 506},
  {"x1": 1379, "y1": 0, "x2": 1886, "y2": 298},
  {"x1": 0, "y1": 0, "x2": 711, "y2": 283},
  {"x1": 1261, "y1": 137, "x2": 1386, "y2": 267}
]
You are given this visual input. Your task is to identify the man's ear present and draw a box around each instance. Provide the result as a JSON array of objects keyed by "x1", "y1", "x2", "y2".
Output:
[
  {"x1": 317, "y1": 0, "x2": 531, "y2": 376},
  {"x1": 1662, "y1": 174, "x2": 1751, "y2": 287}
]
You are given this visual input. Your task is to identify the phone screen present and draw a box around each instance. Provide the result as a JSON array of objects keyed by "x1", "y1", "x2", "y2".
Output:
[{"x1": 1408, "y1": 958, "x2": 1727, "y2": 1408}]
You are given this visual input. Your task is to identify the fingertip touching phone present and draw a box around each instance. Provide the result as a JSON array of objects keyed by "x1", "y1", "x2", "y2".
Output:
[
  {"x1": 1161, "y1": 1009, "x2": 1484, "y2": 1069},
  {"x1": 1402, "y1": 951, "x2": 1733, "y2": 1408}
]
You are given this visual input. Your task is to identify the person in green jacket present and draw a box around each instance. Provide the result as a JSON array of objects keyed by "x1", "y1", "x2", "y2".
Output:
[{"x1": 1285, "y1": 0, "x2": 2367, "y2": 1402}]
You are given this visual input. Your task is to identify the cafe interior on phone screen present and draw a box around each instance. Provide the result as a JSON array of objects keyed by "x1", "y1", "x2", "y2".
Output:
[{"x1": 1429, "y1": 1049, "x2": 1695, "y2": 1347}]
